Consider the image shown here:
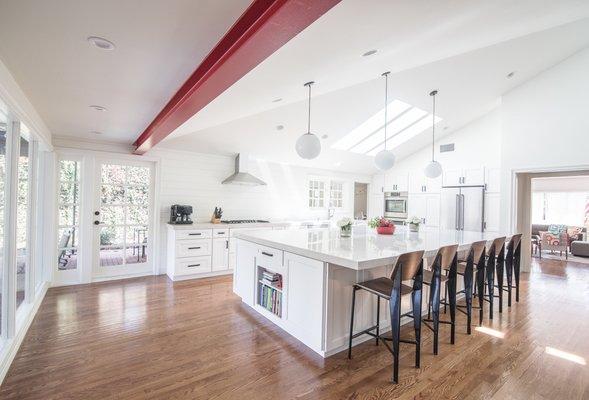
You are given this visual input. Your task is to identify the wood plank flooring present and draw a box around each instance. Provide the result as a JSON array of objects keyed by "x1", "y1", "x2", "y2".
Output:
[{"x1": 1, "y1": 258, "x2": 588, "y2": 399}]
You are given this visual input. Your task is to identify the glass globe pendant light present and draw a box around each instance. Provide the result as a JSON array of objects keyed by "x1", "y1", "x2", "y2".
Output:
[
  {"x1": 295, "y1": 81, "x2": 321, "y2": 160},
  {"x1": 424, "y1": 90, "x2": 442, "y2": 178},
  {"x1": 374, "y1": 72, "x2": 396, "y2": 171}
]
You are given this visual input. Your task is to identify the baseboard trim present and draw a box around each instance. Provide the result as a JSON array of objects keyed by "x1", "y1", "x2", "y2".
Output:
[
  {"x1": 168, "y1": 269, "x2": 233, "y2": 281},
  {"x1": 0, "y1": 281, "x2": 49, "y2": 385}
]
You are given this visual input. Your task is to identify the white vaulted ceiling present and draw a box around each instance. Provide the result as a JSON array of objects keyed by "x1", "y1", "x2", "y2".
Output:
[
  {"x1": 0, "y1": 0, "x2": 589, "y2": 174},
  {"x1": 0, "y1": 0, "x2": 252, "y2": 142}
]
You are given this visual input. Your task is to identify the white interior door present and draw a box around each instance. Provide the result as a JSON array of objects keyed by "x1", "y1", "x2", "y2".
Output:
[{"x1": 92, "y1": 160, "x2": 154, "y2": 279}]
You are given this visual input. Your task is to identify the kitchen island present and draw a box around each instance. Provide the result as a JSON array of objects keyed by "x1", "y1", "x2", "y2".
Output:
[{"x1": 233, "y1": 225, "x2": 509, "y2": 357}]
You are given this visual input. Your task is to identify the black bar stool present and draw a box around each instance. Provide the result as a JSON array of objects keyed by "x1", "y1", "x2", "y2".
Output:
[
  {"x1": 423, "y1": 244, "x2": 458, "y2": 354},
  {"x1": 486, "y1": 236, "x2": 506, "y2": 318},
  {"x1": 453, "y1": 240, "x2": 487, "y2": 332},
  {"x1": 503, "y1": 234, "x2": 523, "y2": 306},
  {"x1": 348, "y1": 250, "x2": 425, "y2": 383}
]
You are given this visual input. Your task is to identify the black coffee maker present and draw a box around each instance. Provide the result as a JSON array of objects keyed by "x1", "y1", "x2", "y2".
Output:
[{"x1": 169, "y1": 205, "x2": 193, "y2": 224}]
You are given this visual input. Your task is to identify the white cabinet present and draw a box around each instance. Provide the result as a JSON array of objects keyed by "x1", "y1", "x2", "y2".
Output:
[
  {"x1": 408, "y1": 193, "x2": 440, "y2": 227},
  {"x1": 371, "y1": 173, "x2": 385, "y2": 194},
  {"x1": 443, "y1": 167, "x2": 485, "y2": 186},
  {"x1": 384, "y1": 170, "x2": 408, "y2": 192},
  {"x1": 167, "y1": 226, "x2": 214, "y2": 280},
  {"x1": 284, "y1": 252, "x2": 325, "y2": 353},
  {"x1": 484, "y1": 193, "x2": 500, "y2": 232},
  {"x1": 368, "y1": 193, "x2": 384, "y2": 218},
  {"x1": 485, "y1": 167, "x2": 501, "y2": 193},
  {"x1": 409, "y1": 171, "x2": 441, "y2": 194},
  {"x1": 212, "y1": 238, "x2": 229, "y2": 271},
  {"x1": 234, "y1": 239, "x2": 257, "y2": 306}
]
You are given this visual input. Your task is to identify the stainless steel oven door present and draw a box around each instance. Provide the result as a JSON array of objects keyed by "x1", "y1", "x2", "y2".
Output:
[{"x1": 384, "y1": 196, "x2": 408, "y2": 219}]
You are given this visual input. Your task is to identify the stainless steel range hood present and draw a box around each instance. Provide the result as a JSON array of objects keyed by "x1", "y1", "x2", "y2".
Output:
[{"x1": 222, "y1": 153, "x2": 266, "y2": 186}]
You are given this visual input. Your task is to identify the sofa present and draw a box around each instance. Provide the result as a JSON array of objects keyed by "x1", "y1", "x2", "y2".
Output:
[{"x1": 531, "y1": 224, "x2": 587, "y2": 259}]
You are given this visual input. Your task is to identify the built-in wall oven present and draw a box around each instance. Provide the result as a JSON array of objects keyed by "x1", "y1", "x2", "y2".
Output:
[{"x1": 384, "y1": 191, "x2": 408, "y2": 221}]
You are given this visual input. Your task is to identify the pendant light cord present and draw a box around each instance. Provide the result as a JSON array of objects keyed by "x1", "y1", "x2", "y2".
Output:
[
  {"x1": 384, "y1": 73, "x2": 388, "y2": 149},
  {"x1": 305, "y1": 81, "x2": 314, "y2": 134},
  {"x1": 430, "y1": 90, "x2": 438, "y2": 161}
]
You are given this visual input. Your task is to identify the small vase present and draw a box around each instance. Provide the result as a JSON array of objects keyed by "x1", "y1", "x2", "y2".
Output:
[
  {"x1": 340, "y1": 225, "x2": 352, "y2": 237},
  {"x1": 409, "y1": 223, "x2": 419, "y2": 232}
]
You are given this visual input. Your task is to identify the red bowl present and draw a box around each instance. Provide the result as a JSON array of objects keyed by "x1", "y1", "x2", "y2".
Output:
[{"x1": 376, "y1": 225, "x2": 396, "y2": 235}]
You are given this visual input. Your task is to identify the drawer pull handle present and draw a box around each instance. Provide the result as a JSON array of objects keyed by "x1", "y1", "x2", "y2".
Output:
[
  {"x1": 188, "y1": 246, "x2": 201, "y2": 250},
  {"x1": 187, "y1": 264, "x2": 201, "y2": 268},
  {"x1": 217, "y1": 232, "x2": 225, "y2": 235},
  {"x1": 188, "y1": 233, "x2": 202, "y2": 236},
  {"x1": 261, "y1": 251, "x2": 273, "y2": 257}
]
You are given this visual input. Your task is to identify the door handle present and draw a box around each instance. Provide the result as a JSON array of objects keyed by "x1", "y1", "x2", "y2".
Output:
[
  {"x1": 261, "y1": 251, "x2": 273, "y2": 257},
  {"x1": 188, "y1": 233, "x2": 202, "y2": 236},
  {"x1": 188, "y1": 246, "x2": 201, "y2": 250},
  {"x1": 187, "y1": 264, "x2": 201, "y2": 268},
  {"x1": 94, "y1": 221, "x2": 104, "y2": 225},
  {"x1": 455, "y1": 194, "x2": 460, "y2": 230}
]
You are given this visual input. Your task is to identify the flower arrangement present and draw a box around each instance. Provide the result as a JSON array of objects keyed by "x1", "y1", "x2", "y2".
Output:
[
  {"x1": 406, "y1": 216, "x2": 422, "y2": 232},
  {"x1": 368, "y1": 217, "x2": 396, "y2": 235},
  {"x1": 337, "y1": 217, "x2": 353, "y2": 237}
]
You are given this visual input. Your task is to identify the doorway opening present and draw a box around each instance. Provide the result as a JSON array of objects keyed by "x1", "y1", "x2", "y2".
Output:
[
  {"x1": 353, "y1": 182, "x2": 368, "y2": 220},
  {"x1": 514, "y1": 170, "x2": 589, "y2": 270}
]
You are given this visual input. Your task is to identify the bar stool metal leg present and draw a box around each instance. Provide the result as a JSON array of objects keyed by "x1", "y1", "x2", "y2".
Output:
[
  {"x1": 348, "y1": 286, "x2": 358, "y2": 359},
  {"x1": 496, "y1": 257, "x2": 504, "y2": 314},
  {"x1": 375, "y1": 296, "x2": 380, "y2": 346},
  {"x1": 486, "y1": 259, "x2": 495, "y2": 320}
]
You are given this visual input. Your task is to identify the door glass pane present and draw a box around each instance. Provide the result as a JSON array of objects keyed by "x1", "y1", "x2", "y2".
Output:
[
  {"x1": 57, "y1": 159, "x2": 80, "y2": 271},
  {"x1": 16, "y1": 134, "x2": 29, "y2": 308},
  {"x1": 98, "y1": 164, "x2": 151, "y2": 268},
  {"x1": 0, "y1": 111, "x2": 6, "y2": 333}
]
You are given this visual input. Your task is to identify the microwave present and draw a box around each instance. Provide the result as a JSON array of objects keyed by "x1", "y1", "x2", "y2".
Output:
[{"x1": 384, "y1": 191, "x2": 408, "y2": 220}]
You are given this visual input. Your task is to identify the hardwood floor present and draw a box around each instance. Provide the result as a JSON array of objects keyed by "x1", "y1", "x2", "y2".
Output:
[{"x1": 1, "y1": 258, "x2": 588, "y2": 399}]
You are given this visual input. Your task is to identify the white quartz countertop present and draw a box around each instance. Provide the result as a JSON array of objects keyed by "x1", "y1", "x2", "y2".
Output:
[
  {"x1": 235, "y1": 225, "x2": 511, "y2": 270},
  {"x1": 167, "y1": 222, "x2": 290, "y2": 229}
]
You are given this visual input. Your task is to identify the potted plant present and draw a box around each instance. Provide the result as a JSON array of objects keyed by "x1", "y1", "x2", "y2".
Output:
[
  {"x1": 406, "y1": 216, "x2": 422, "y2": 232},
  {"x1": 368, "y1": 217, "x2": 396, "y2": 235},
  {"x1": 337, "y1": 217, "x2": 353, "y2": 237}
]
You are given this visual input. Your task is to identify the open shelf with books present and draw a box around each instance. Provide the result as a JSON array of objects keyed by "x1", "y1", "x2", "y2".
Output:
[{"x1": 257, "y1": 267, "x2": 283, "y2": 318}]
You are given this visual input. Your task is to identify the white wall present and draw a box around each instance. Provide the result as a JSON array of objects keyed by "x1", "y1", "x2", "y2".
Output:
[
  {"x1": 151, "y1": 148, "x2": 370, "y2": 272},
  {"x1": 500, "y1": 47, "x2": 589, "y2": 231},
  {"x1": 389, "y1": 108, "x2": 502, "y2": 173}
]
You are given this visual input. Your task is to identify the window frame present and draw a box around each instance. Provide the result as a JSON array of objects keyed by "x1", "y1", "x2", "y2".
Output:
[{"x1": 307, "y1": 177, "x2": 346, "y2": 210}]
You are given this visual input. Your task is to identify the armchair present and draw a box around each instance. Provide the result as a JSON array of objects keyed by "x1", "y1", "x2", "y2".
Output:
[{"x1": 540, "y1": 230, "x2": 569, "y2": 259}]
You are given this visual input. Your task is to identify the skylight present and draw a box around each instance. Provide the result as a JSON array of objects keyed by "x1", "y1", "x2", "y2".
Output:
[{"x1": 332, "y1": 99, "x2": 442, "y2": 156}]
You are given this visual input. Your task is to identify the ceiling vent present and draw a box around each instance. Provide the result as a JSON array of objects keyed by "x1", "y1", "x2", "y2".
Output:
[{"x1": 440, "y1": 143, "x2": 455, "y2": 153}]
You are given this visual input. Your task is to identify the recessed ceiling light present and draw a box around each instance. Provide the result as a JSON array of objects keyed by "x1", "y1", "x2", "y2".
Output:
[
  {"x1": 276, "y1": 125, "x2": 284, "y2": 131},
  {"x1": 272, "y1": 98, "x2": 283, "y2": 103},
  {"x1": 90, "y1": 130, "x2": 103, "y2": 135},
  {"x1": 362, "y1": 49, "x2": 377, "y2": 57},
  {"x1": 321, "y1": 134, "x2": 329, "y2": 139},
  {"x1": 89, "y1": 105, "x2": 107, "y2": 111},
  {"x1": 506, "y1": 71, "x2": 516, "y2": 79},
  {"x1": 87, "y1": 36, "x2": 115, "y2": 51}
]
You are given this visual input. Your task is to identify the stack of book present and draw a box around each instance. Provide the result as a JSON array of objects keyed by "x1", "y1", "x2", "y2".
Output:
[
  {"x1": 261, "y1": 270, "x2": 282, "y2": 289},
  {"x1": 259, "y1": 284, "x2": 282, "y2": 317}
]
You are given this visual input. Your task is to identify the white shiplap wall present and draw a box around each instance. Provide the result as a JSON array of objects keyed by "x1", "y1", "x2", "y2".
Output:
[{"x1": 152, "y1": 148, "x2": 371, "y2": 272}]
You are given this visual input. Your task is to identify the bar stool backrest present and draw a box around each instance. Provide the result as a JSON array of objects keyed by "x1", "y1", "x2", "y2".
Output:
[
  {"x1": 488, "y1": 237, "x2": 506, "y2": 259},
  {"x1": 435, "y1": 244, "x2": 459, "y2": 270},
  {"x1": 390, "y1": 250, "x2": 425, "y2": 281},
  {"x1": 507, "y1": 234, "x2": 522, "y2": 255},
  {"x1": 470, "y1": 240, "x2": 487, "y2": 264}
]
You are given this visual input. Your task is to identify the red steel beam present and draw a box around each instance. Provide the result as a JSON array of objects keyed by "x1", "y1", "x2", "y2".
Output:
[{"x1": 134, "y1": 0, "x2": 341, "y2": 154}]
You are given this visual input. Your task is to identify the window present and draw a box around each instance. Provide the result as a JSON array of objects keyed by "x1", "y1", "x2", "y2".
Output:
[
  {"x1": 57, "y1": 160, "x2": 80, "y2": 271},
  {"x1": 308, "y1": 178, "x2": 346, "y2": 209},
  {"x1": 329, "y1": 181, "x2": 344, "y2": 208},
  {"x1": 532, "y1": 191, "x2": 589, "y2": 226},
  {"x1": 16, "y1": 133, "x2": 29, "y2": 309},
  {"x1": 99, "y1": 163, "x2": 151, "y2": 267},
  {"x1": 308, "y1": 180, "x2": 325, "y2": 208}
]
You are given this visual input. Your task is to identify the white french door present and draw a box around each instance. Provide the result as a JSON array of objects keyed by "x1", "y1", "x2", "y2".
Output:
[{"x1": 91, "y1": 159, "x2": 154, "y2": 279}]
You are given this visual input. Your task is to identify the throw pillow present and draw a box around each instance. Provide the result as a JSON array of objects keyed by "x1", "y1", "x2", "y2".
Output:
[{"x1": 548, "y1": 224, "x2": 566, "y2": 235}]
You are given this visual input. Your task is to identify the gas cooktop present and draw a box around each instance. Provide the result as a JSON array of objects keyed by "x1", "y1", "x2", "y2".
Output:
[{"x1": 221, "y1": 219, "x2": 270, "y2": 224}]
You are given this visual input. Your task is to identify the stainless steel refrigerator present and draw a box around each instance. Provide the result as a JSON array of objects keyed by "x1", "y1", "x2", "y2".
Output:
[{"x1": 440, "y1": 185, "x2": 485, "y2": 232}]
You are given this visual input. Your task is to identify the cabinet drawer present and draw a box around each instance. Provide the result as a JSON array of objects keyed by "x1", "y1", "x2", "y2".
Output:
[
  {"x1": 213, "y1": 229, "x2": 228, "y2": 237},
  {"x1": 176, "y1": 229, "x2": 212, "y2": 240},
  {"x1": 255, "y1": 245, "x2": 283, "y2": 270},
  {"x1": 176, "y1": 239, "x2": 212, "y2": 257},
  {"x1": 175, "y1": 256, "x2": 212, "y2": 276}
]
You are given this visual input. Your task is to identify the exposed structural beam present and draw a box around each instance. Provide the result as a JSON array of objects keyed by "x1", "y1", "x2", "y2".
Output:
[{"x1": 133, "y1": 0, "x2": 341, "y2": 154}]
